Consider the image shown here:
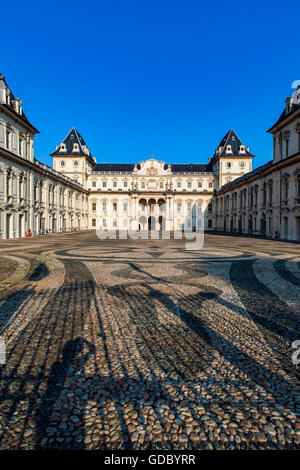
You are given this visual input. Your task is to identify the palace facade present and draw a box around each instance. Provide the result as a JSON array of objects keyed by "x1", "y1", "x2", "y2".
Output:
[
  {"x1": 51, "y1": 127, "x2": 252, "y2": 233},
  {"x1": 0, "y1": 75, "x2": 89, "y2": 239},
  {"x1": 215, "y1": 87, "x2": 300, "y2": 241},
  {"x1": 0, "y1": 73, "x2": 299, "y2": 241}
]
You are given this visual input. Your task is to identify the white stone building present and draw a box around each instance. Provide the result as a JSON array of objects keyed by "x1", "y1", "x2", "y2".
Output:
[
  {"x1": 0, "y1": 75, "x2": 89, "y2": 239},
  {"x1": 51, "y1": 128, "x2": 252, "y2": 233},
  {"x1": 215, "y1": 86, "x2": 300, "y2": 241},
  {"x1": 1, "y1": 71, "x2": 299, "y2": 241}
]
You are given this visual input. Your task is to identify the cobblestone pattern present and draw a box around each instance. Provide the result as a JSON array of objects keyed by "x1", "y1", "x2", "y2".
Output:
[{"x1": 0, "y1": 232, "x2": 299, "y2": 449}]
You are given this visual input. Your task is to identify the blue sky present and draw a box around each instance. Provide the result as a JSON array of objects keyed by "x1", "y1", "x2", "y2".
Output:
[{"x1": 1, "y1": 0, "x2": 299, "y2": 169}]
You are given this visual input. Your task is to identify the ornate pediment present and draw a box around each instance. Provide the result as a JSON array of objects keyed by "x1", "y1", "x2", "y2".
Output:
[{"x1": 135, "y1": 158, "x2": 171, "y2": 176}]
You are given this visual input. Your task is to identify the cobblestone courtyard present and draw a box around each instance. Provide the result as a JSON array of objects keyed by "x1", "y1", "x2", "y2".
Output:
[{"x1": 0, "y1": 231, "x2": 299, "y2": 450}]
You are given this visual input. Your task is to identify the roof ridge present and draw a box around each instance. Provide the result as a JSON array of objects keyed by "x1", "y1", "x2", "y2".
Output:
[{"x1": 72, "y1": 127, "x2": 86, "y2": 154}]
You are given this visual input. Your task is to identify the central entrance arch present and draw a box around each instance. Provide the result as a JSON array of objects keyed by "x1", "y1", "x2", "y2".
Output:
[
  {"x1": 148, "y1": 216, "x2": 156, "y2": 230},
  {"x1": 158, "y1": 215, "x2": 165, "y2": 231}
]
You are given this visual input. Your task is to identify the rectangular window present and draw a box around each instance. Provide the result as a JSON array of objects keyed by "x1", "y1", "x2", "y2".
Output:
[
  {"x1": 123, "y1": 203, "x2": 127, "y2": 211},
  {"x1": 177, "y1": 204, "x2": 181, "y2": 212},
  {"x1": 227, "y1": 162, "x2": 231, "y2": 168},
  {"x1": 209, "y1": 182, "x2": 213, "y2": 188},
  {"x1": 103, "y1": 181, "x2": 107, "y2": 187},
  {"x1": 60, "y1": 161, "x2": 65, "y2": 166},
  {"x1": 177, "y1": 182, "x2": 181, "y2": 188},
  {"x1": 286, "y1": 139, "x2": 289, "y2": 157},
  {"x1": 198, "y1": 182, "x2": 202, "y2": 188},
  {"x1": 92, "y1": 218, "x2": 96, "y2": 227},
  {"x1": 103, "y1": 219, "x2": 107, "y2": 227},
  {"x1": 113, "y1": 181, "x2": 117, "y2": 187},
  {"x1": 92, "y1": 182, "x2": 96, "y2": 187},
  {"x1": 113, "y1": 203, "x2": 117, "y2": 211},
  {"x1": 103, "y1": 202, "x2": 107, "y2": 211},
  {"x1": 208, "y1": 203, "x2": 212, "y2": 212},
  {"x1": 124, "y1": 181, "x2": 128, "y2": 187},
  {"x1": 92, "y1": 202, "x2": 96, "y2": 211},
  {"x1": 6, "y1": 130, "x2": 10, "y2": 149},
  {"x1": 188, "y1": 182, "x2": 192, "y2": 188},
  {"x1": 240, "y1": 162, "x2": 245, "y2": 168},
  {"x1": 208, "y1": 219, "x2": 212, "y2": 228},
  {"x1": 187, "y1": 203, "x2": 192, "y2": 211},
  {"x1": 74, "y1": 161, "x2": 79, "y2": 166},
  {"x1": 113, "y1": 219, "x2": 117, "y2": 227},
  {"x1": 141, "y1": 182, "x2": 145, "y2": 189}
]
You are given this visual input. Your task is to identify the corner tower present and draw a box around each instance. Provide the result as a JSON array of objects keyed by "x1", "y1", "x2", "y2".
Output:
[
  {"x1": 51, "y1": 128, "x2": 95, "y2": 186},
  {"x1": 211, "y1": 129, "x2": 254, "y2": 189}
]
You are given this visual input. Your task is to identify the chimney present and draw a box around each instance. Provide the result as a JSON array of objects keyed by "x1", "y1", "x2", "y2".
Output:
[
  {"x1": 0, "y1": 75, "x2": 6, "y2": 104},
  {"x1": 285, "y1": 97, "x2": 292, "y2": 114}
]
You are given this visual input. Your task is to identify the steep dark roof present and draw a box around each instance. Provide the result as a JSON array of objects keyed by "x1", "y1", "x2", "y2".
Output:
[
  {"x1": 218, "y1": 160, "x2": 273, "y2": 193},
  {"x1": 212, "y1": 129, "x2": 253, "y2": 160},
  {"x1": 93, "y1": 163, "x2": 212, "y2": 173},
  {"x1": 51, "y1": 128, "x2": 93, "y2": 157},
  {"x1": 0, "y1": 74, "x2": 39, "y2": 133},
  {"x1": 267, "y1": 103, "x2": 300, "y2": 132},
  {"x1": 169, "y1": 163, "x2": 212, "y2": 172},
  {"x1": 94, "y1": 163, "x2": 139, "y2": 172}
]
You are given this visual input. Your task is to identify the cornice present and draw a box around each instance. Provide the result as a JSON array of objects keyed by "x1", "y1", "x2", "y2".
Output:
[
  {"x1": 0, "y1": 104, "x2": 39, "y2": 134},
  {"x1": 216, "y1": 153, "x2": 300, "y2": 195},
  {"x1": 89, "y1": 190, "x2": 214, "y2": 196},
  {"x1": 0, "y1": 147, "x2": 88, "y2": 193},
  {"x1": 267, "y1": 108, "x2": 300, "y2": 134}
]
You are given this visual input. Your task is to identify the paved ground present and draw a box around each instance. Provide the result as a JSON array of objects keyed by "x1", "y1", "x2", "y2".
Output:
[{"x1": 0, "y1": 230, "x2": 299, "y2": 450}]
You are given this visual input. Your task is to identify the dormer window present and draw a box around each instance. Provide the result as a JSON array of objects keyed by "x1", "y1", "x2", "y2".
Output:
[
  {"x1": 240, "y1": 145, "x2": 245, "y2": 153},
  {"x1": 83, "y1": 145, "x2": 89, "y2": 155},
  {"x1": 60, "y1": 143, "x2": 66, "y2": 151},
  {"x1": 73, "y1": 143, "x2": 79, "y2": 152},
  {"x1": 226, "y1": 145, "x2": 232, "y2": 153}
]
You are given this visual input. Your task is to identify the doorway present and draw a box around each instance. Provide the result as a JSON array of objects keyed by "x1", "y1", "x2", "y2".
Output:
[
  {"x1": 6, "y1": 214, "x2": 11, "y2": 239},
  {"x1": 148, "y1": 216, "x2": 156, "y2": 231}
]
